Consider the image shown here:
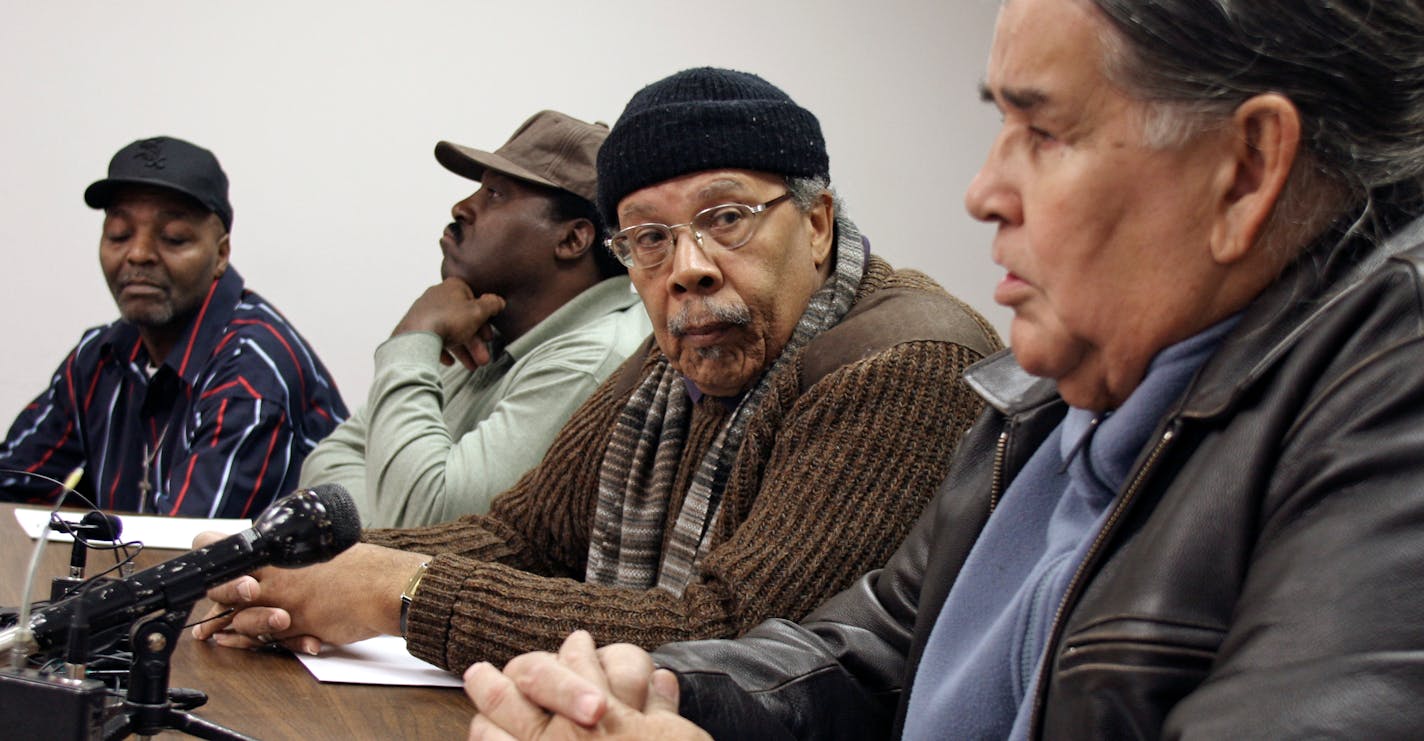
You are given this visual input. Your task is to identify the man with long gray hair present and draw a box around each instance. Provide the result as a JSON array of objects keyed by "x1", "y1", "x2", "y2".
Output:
[{"x1": 465, "y1": 1, "x2": 1424, "y2": 738}]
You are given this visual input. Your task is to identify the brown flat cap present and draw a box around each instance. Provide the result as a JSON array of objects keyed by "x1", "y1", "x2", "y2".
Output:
[{"x1": 435, "y1": 110, "x2": 608, "y2": 204}]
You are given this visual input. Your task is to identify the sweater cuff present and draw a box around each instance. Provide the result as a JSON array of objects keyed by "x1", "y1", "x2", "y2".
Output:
[
  {"x1": 403, "y1": 553, "x2": 463, "y2": 669},
  {"x1": 376, "y1": 331, "x2": 444, "y2": 369}
]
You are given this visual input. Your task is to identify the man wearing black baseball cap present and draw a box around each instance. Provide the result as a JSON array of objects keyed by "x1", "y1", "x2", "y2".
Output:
[
  {"x1": 297, "y1": 110, "x2": 650, "y2": 527},
  {"x1": 0, "y1": 136, "x2": 348, "y2": 518}
]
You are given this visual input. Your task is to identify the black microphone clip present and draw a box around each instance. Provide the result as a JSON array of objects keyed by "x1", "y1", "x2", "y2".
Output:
[{"x1": 48, "y1": 512, "x2": 123, "y2": 601}]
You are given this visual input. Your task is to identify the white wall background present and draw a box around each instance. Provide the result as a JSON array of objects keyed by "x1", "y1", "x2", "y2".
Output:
[{"x1": 0, "y1": 0, "x2": 1008, "y2": 425}]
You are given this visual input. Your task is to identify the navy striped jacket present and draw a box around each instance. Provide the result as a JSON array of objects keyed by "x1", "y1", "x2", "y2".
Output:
[{"x1": 0, "y1": 268, "x2": 347, "y2": 518}]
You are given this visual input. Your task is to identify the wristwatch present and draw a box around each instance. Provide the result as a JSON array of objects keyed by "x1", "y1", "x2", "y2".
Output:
[{"x1": 399, "y1": 561, "x2": 430, "y2": 639}]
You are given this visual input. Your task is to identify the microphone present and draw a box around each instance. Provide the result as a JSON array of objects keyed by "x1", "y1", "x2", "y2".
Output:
[
  {"x1": 50, "y1": 511, "x2": 123, "y2": 541},
  {"x1": 52, "y1": 511, "x2": 124, "y2": 580},
  {"x1": 0, "y1": 484, "x2": 359, "y2": 656}
]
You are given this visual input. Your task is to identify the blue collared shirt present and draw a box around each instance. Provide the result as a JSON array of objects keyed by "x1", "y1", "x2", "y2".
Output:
[{"x1": 903, "y1": 314, "x2": 1240, "y2": 740}]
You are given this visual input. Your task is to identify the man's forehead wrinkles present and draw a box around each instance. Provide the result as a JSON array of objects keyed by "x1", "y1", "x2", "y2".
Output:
[
  {"x1": 621, "y1": 176, "x2": 759, "y2": 223},
  {"x1": 695, "y1": 178, "x2": 753, "y2": 200},
  {"x1": 619, "y1": 202, "x2": 658, "y2": 222}
]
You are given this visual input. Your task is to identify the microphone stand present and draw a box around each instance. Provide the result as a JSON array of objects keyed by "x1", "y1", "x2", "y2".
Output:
[
  {"x1": 50, "y1": 532, "x2": 93, "y2": 602},
  {"x1": 103, "y1": 607, "x2": 255, "y2": 741}
]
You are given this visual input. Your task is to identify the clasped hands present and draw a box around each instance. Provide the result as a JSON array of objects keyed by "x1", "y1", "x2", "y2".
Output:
[{"x1": 464, "y1": 630, "x2": 708, "y2": 741}]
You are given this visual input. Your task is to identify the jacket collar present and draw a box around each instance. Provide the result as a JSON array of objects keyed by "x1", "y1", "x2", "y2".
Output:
[
  {"x1": 963, "y1": 348, "x2": 1056, "y2": 416},
  {"x1": 964, "y1": 214, "x2": 1424, "y2": 421}
]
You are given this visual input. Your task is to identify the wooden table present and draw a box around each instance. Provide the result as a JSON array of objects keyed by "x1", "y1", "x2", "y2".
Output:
[{"x1": 0, "y1": 503, "x2": 471, "y2": 739}]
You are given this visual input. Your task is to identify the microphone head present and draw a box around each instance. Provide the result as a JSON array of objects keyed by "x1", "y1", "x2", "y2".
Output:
[
  {"x1": 48, "y1": 511, "x2": 123, "y2": 540},
  {"x1": 251, "y1": 484, "x2": 361, "y2": 567},
  {"x1": 317, "y1": 483, "x2": 362, "y2": 547},
  {"x1": 79, "y1": 510, "x2": 123, "y2": 541}
]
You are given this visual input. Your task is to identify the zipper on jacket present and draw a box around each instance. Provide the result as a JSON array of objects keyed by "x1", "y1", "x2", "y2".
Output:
[
  {"x1": 1026, "y1": 422, "x2": 1180, "y2": 735},
  {"x1": 989, "y1": 427, "x2": 1011, "y2": 512}
]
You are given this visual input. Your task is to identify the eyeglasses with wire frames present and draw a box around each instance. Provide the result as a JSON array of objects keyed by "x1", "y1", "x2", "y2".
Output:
[{"x1": 604, "y1": 192, "x2": 794, "y2": 269}]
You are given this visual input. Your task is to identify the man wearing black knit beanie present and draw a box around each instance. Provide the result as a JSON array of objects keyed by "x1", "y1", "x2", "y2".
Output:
[
  {"x1": 194, "y1": 67, "x2": 1002, "y2": 679},
  {"x1": 595, "y1": 67, "x2": 831, "y2": 227}
]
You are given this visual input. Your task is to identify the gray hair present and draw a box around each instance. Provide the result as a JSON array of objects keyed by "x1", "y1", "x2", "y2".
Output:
[
  {"x1": 1086, "y1": 0, "x2": 1424, "y2": 245},
  {"x1": 785, "y1": 175, "x2": 848, "y2": 219}
]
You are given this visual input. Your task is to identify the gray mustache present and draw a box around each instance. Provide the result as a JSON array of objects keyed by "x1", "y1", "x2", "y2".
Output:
[{"x1": 668, "y1": 301, "x2": 751, "y2": 337}]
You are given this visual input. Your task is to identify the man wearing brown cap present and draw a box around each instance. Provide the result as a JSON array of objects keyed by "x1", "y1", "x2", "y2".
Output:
[
  {"x1": 194, "y1": 69, "x2": 1001, "y2": 673},
  {"x1": 0, "y1": 136, "x2": 347, "y2": 517},
  {"x1": 298, "y1": 110, "x2": 650, "y2": 527}
]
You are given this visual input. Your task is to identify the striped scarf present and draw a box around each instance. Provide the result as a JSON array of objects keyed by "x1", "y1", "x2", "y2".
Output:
[{"x1": 585, "y1": 213, "x2": 866, "y2": 595}]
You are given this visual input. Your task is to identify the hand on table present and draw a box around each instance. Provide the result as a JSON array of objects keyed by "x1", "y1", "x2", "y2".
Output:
[{"x1": 189, "y1": 531, "x2": 428, "y2": 656}]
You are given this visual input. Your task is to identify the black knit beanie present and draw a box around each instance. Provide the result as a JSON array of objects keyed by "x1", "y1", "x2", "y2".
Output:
[{"x1": 596, "y1": 67, "x2": 829, "y2": 227}]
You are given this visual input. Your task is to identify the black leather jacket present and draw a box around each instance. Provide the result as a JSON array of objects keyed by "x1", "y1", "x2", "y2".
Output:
[{"x1": 656, "y1": 229, "x2": 1424, "y2": 739}]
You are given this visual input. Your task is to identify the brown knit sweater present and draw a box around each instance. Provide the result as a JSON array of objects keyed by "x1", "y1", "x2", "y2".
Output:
[{"x1": 365, "y1": 256, "x2": 1002, "y2": 670}]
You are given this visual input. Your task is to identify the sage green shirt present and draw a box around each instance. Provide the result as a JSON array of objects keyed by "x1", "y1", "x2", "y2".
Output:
[{"x1": 299, "y1": 277, "x2": 649, "y2": 527}]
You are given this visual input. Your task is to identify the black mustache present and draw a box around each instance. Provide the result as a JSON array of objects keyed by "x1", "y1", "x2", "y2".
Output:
[
  {"x1": 447, "y1": 221, "x2": 463, "y2": 243},
  {"x1": 117, "y1": 271, "x2": 168, "y2": 289}
]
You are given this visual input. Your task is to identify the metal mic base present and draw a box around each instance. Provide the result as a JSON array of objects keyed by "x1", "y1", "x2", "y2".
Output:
[
  {"x1": 102, "y1": 609, "x2": 256, "y2": 741},
  {"x1": 0, "y1": 667, "x2": 117, "y2": 740}
]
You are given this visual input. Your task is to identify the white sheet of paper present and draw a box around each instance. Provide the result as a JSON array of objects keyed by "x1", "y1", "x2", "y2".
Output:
[
  {"x1": 13, "y1": 507, "x2": 251, "y2": 551},
  {"x1": 295, "y1": 635, "x2": 463, "y2": 687}
]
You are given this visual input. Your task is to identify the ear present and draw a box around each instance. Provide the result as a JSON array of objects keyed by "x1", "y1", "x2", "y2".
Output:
[
  {"x1": 553, "y1": 218, "x2": 595, "y2": 262},
  {"x1": 1210, "y1": 93, "x2": 1301, "y2": 264},
  {"x1": 804, "y1": 190, "x2": 836, "y2": 269},
  {"x1": 213, "y1": 231, "x2": 231, "y2": 279}
]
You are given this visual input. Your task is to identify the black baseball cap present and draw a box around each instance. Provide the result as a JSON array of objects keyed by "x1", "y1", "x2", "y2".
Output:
[{"x1": 84, "y1": 136, "x2": 233, "y2": 231}]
